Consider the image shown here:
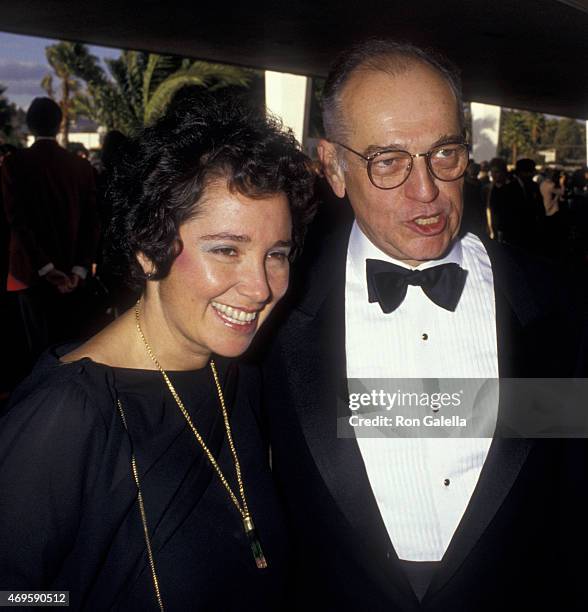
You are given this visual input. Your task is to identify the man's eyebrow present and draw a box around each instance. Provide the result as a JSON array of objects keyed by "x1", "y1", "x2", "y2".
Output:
[
  {"x1": 364, "y1": 142, "x2": 404, "y2": 156},
  {"x1": 273, "y1": 240, "x2": 293, "y2": 248},
  {"x1": 431, "y1": 134, "x2": 465, "y2": 147},
  {"x1": 364, "y1": 134, "x2": 465, "y2": 156},
  {"x1": 200, "y1": 233, "x2": 251, "y2": 242}
]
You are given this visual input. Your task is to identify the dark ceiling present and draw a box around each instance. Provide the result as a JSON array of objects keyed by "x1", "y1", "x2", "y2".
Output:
[{"x1": 0, "y1": 0, "x2": 587, "y2": 118}]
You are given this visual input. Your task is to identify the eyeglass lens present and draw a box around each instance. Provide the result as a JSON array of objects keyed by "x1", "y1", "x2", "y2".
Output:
[{"x1": 369, "y1": 144, "x2": 468, "y2": 189}]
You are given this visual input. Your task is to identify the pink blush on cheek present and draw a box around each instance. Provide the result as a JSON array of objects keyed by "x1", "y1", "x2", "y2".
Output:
[
  {"x1": 171, "y1": 247, "x2": 218, "y2": 287},
  {"x1": 172, "y1": 247, "x2": 192, "y2": 270}
]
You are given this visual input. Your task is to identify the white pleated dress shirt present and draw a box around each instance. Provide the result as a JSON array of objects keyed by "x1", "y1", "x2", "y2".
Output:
[{"x1": 345, "y1": 222, "x2": 499, "y2": 561}]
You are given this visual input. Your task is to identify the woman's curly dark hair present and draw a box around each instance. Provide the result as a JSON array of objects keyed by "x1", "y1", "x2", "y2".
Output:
[{"x1": 104, "y1": 89, "x2": 317, "y2": 290}]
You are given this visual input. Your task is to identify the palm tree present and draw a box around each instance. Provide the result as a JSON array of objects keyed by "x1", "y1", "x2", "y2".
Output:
[
  {"x1": 40, "y1": 74, "x2": 54, "y2": 99},
  {"x1": 105, "y1": 52, "x2": 251, "y2": 130},
  {"x1": 147, "y1": 58, "x2": 250, "y2": 125},
  {"x1": 523, "y1": 111, "x2": 545, "y2": 147},
  {"x1": 553, "y1": 118, "x2": 586, "y2": 164},
  {"x1": 43, "y1": 42, "x2": 91, "y2": 144},
  {"x1": 47, "y1": 45, "x2": 252, "y2": 135},
  {"x1": 501, "y1": 111, "x2": 531, "y2": 165}
]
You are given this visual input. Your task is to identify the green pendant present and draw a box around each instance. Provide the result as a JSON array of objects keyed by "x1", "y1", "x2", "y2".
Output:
[{"x1": 243, "y1": 516, "x2": 268, "y2": 569}]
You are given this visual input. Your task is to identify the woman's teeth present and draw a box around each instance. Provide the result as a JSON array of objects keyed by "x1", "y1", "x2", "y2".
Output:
[
  {"x1": 414, "y1": 215, "x2": 440, "y2": 226},
  {"x1": 211, "y1": 302, "x2": 258, "y2": 325}
]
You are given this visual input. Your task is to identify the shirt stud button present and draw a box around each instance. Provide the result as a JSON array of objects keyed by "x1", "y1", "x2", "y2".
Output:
[
  {"x1": 422, "y1": 333, "x2": 429, "y2": 340},
  {"x1": 443, "y1": 478, "x2": 450, "y2": 486}
]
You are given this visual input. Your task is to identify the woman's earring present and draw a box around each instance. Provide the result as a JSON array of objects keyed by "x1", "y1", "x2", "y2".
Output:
[{"x1": 146, "y1": 271, "x2": 153, "y2": 280}]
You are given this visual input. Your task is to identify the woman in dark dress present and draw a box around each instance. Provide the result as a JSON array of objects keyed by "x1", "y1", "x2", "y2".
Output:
[{"x1": 0, "y1": 92, "x2": 315, "y2": 610}]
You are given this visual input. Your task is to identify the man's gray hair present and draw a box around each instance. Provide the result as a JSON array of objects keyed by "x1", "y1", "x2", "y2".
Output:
[{"x1": 322, "y1": 39, "x2": 465, "y2": 143}]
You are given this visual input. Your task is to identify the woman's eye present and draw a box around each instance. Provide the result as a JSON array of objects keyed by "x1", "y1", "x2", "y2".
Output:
[{"x1": 212, "y1": 247, "x2": 238, "y2": 257}]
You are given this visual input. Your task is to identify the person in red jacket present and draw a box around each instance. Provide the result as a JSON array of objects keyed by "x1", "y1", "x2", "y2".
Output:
[{"x1": 2, "y1": 97, "x2": 98, "y2": 366}]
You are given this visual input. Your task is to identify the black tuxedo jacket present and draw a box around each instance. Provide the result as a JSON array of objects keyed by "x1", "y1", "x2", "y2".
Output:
[
  {"x1": 262, "y1": 219, "x2": 588, "y2": 611},
  {"x1": 2, "y1": 140, "x2": 98, "y2": 287}
]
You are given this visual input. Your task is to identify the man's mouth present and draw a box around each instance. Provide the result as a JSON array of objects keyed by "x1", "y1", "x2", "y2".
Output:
[
  {"x1": 211, "y1": 301, "x2": 259, "y2": 326},
  {"x1": 414, "y1": 214, "x2": 440, "y2": 226},
  {"x1": 409, "y1": 213, "x2": 447, "y2": 235}
]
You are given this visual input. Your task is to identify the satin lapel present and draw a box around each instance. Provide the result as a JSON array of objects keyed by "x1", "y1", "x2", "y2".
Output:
[
  {"x1": 424, "y1": 436, "x2": 533, "y2": 601},
  {"x1": 282, "y1": 221, "x2": 419, "y2": 608},
  {"x1": 424, "y1": 241, "x2": 537, "y2": 601}
]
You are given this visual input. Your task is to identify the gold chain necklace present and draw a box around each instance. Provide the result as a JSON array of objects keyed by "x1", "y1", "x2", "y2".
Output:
[{"x1": 134, "y1": 303, "x2": 268, "y2": 570}]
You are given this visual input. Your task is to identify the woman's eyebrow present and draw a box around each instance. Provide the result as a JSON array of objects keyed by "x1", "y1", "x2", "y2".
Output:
[{"x1": 199, "y1": 233, "x2": 251, "y2": 242}]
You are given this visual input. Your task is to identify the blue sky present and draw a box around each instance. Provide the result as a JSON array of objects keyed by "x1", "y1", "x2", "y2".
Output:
[{"x1": 0, "y1": 31, "x2": 120, "y2": 109}]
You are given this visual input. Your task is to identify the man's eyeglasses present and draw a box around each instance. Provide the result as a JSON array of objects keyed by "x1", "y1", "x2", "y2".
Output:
[{"x1": 333, "y1": 141, "x2": 469, "y2": 190}]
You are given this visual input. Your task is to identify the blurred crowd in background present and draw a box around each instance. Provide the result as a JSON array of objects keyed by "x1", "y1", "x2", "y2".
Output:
[{"x1": 1, "y1": 93, "x2": 588, "y2": 407}]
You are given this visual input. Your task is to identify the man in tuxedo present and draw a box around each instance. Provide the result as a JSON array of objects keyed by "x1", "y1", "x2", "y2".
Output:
[
  {"x1": 264, "y1": 40, "x2": 587, "y2": 611},
  {"x1": 2, "y1": 97, "x2": 97, "y2": 366}
]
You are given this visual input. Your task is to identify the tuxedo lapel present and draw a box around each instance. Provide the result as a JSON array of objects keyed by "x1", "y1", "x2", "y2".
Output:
[
  {"x1": 288, "y1": 298, "x2": 420, "y2": 608},
  {"x1": 423, "y1": 240, "x2": 541, "y2": 600},
  {"x1": 282, "y1": 221, "x2": 419, "y2": 608},
  {"x1": 489, "y1": 240, "x2": 531, "y2": 378},
  {"x1": 423, "y1": 436, "x2": 533, "y2": 601},
  {"x1": 484, "y1": 237, "x2": 570, "y2": 377}
]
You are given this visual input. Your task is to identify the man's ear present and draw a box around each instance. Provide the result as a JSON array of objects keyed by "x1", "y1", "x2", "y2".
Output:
[{"x1": 317, "y1": 139, "x2": 346, "y2": 198}]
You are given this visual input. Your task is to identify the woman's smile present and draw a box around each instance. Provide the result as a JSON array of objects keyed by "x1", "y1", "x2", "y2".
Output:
[{"x1": 211, "y1": 300, "x2": 260, "y2": 331}]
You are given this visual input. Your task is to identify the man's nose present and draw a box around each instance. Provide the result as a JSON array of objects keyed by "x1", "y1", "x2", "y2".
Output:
[
  {"x1": 403, "y1": 156, "x2": 439, "y2": 203},
  {"x1": 237, "y1": 261, "x2": 272, "y2": 304}
]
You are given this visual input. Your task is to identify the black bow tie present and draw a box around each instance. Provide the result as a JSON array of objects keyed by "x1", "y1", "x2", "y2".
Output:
[{"x1": 366, "y1": 259, "x2": 468, "y2": 313}]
